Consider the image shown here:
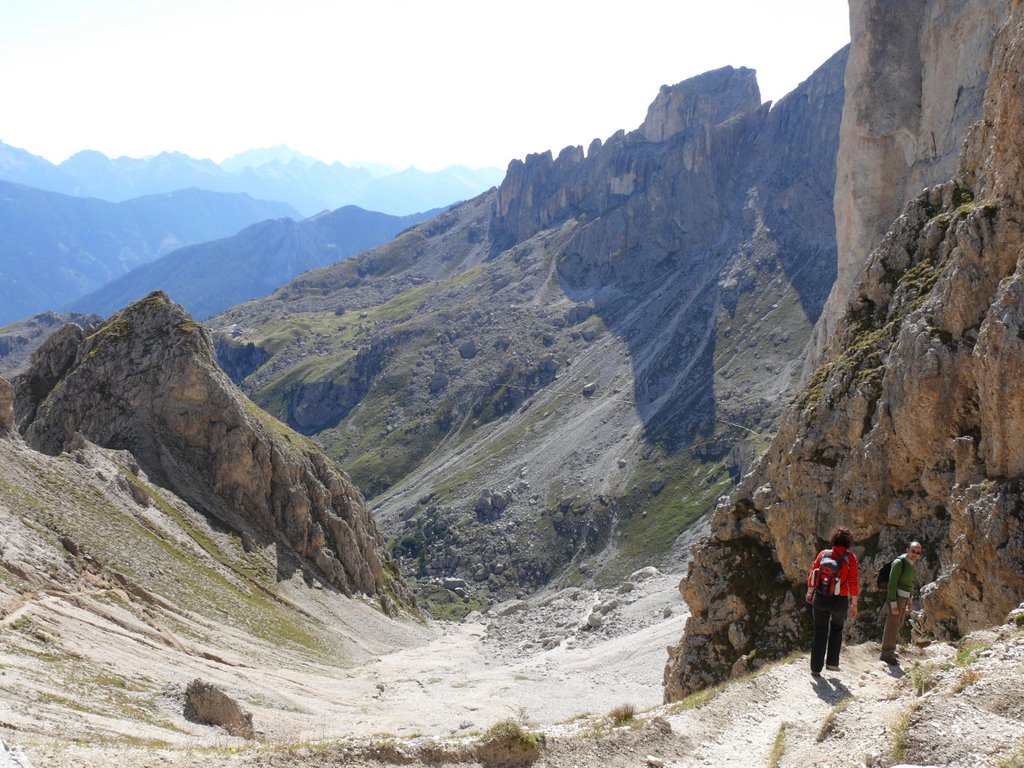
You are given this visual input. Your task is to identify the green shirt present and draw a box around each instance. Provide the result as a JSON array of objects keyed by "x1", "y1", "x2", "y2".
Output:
[{"x1": 886, "y1": 554, "x2": 917, "y2": 603}]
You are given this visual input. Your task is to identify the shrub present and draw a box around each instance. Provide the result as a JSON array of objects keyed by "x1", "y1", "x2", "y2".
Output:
[
  {"x1": 608, "y1": 703, "x2": 636, "y2": 725},
  {"x1": 476, "y1": 719, "x2": 543, "y2": 765}
]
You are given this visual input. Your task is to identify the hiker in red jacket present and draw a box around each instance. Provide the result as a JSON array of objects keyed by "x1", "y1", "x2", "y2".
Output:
[{"x1": 805, "y1": 526, "x2": 860, "y2": 677}]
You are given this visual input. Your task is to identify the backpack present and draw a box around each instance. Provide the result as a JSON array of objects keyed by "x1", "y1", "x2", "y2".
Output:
[
  {"x1": 876, "y1": 555, "x2": 904, "y2": 591},
  {"x1": 815, "y1": 549, "x2": 849, "y2": 596}
]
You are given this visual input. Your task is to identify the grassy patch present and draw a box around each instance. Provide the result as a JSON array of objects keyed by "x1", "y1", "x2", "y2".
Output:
[
  {"x1": 477, "y1": 718, "x2": 543, "y2": 763},
  {"x1": 768, "y1": 722, "x2": 788, "y2": 768},
  {"x1": 889, "y1": 701, "x2": 920, "y2": 764},
  {"x1": 996, "y1": 741, "x2": 1024, "y2": 768},
  {"x1": 909, "y1": 664, "x2": 938, "y2": 696},
  {"x1": 607, "y1": 703, "x2": 636, "y2": 725},
  {"x1": 665, "y1": 682, "x2": 725, "y2": 713},
  {"x1": 413, "y1": 582, "x2": 489, "y2": 621},
  {"x1": 614, "y1": 446, "x2": 733, "y2": 571},
  {"x1": 26, "y1": 452, "x2": 346, "y2": 665},
  {"x1": 951, "y1": 668, "x2": 982, "y2": 694},
  {"x1": 955, "y1": 642, "x2": 987, "y2": 667},
  {"x1": 816, "y1": 698, "x2": 850, "y2": 742}
]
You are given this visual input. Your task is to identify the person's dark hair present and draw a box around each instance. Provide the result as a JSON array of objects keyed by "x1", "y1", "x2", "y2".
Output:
[{"x1": 829, "y1": 526, "x2": 853, "y2": 548}]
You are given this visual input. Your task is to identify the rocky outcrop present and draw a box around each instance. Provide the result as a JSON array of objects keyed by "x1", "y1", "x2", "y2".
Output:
[
  {"x1": 0, "y1": 311, "x2": 101, "y2": 379},
  {"x1": 666, "y1": 0, "x2": 1024, "y2": 699},
  {"x1": 214, "y1": 336, "x2": 271, "y2": 384},
  {"x1": 814, "y1": 0, "x2": 1009, "y2": 362},
  {"x1": 13, "y1": 291, "x2": 413, "y2": 613},
  {"x1": 185, "y1": 679, "x2": 255, "y2": 739},
  {"x1": 0, "y1": 377, "x2": 13, "y2": 436}
]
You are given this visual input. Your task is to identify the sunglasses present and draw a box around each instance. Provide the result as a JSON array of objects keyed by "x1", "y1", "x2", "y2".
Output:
[{"x1": 909, "y1": 548, "x2": 922, "y2": 554}]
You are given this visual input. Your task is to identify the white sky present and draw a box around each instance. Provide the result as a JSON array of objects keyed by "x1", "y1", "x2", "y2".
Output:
[{"x1": 0, "y1": 0, "x2": 850, "y2": 172}]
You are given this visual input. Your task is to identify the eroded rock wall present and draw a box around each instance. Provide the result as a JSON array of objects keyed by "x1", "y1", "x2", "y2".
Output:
[
  {"x1": 666, "y1": 0, "x2": 1024, "y2": 698},
  {"x1": 490, "y1": 66, "x2": 764, "y2": 267}
]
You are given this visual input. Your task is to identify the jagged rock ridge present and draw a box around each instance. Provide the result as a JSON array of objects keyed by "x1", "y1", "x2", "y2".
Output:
[
  {"x1": 211, "y1": 51, "x2": 847, "y2": 605},
  {"x1": 13, "y1": 291, "x2": 412, "y2": 612},
  {"x1": 665, "y1": 0, "x2": 1024, "y2": 698}
]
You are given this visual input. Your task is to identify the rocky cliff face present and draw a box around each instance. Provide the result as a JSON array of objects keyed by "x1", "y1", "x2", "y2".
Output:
[
  {"x1": 666, "y1": 0, "x2": 1024, "y2": 699},
  {"x1": 211, "y1": 51, "x2": 847, "y2": 610},
  {"x1": 490, "y1": 66, "x2": 763, "y2": 260},
  {"x1": 813, "y1": 0, "x2": 1009, "y2": 363},
  {"x1": 0, "y1": 376, "x2": 13, "y2": 435},
  {"x1": 13, "y1": 292, "x2": 412, "y2": 613}
]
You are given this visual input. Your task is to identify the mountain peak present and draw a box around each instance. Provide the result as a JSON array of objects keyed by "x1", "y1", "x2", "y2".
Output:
[
  {"x1": 640, "y1": 65, "x2": 761, "y2": 143},
  {"x1": 13, "y1": 291, "x2": 413, "y2": 612}
]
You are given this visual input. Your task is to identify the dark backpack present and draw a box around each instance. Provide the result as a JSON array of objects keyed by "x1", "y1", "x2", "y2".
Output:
[
  {"x1": 815, "y1": 549, "x2": 849, "y2": 595},
  {"x1": 876, "y1": 555, "x2": 904, "y2": 590}
]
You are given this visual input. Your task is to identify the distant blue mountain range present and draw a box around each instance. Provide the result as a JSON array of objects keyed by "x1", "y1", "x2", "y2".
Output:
[
  {"x1": 0, "y1": 180, "x2": 300, "y2": 325},
  {"x1": 72, "y1": 205, "x2": 437, "y2": 321},
  {"x1": 0, "y1": 141, "x2": 504, "y2": 217}
]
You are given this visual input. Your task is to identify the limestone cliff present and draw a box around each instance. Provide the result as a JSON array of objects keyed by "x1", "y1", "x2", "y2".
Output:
[
  {"x1": 813, "y1": 0, "x2": 1009, "y2": 363},
  {"x1": 13, "y1": 292, "x2": 412, "y2": 613},
  {"x1": 666, "y1": 0, "x2": 1024, "y2": 698}
]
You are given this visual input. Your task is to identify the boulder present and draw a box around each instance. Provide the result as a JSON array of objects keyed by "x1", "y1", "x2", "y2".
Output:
[
  {"x1": 430, "y1": 371, "x2": 449, "y2": 394},
  {"x1": 185, "y1": 679, "x2": 255, "y2": 739},
  {"x1": 629, "y1": 566, "x2": 660, "y2": 582},
  {"x1": 495, "y1": 600, "x2": 529, "y2": 616}
]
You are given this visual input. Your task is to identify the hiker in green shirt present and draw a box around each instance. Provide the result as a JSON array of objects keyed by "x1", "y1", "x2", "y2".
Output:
[{"x1": 880, "y1": 541, "x2": 923, "y2": 664}]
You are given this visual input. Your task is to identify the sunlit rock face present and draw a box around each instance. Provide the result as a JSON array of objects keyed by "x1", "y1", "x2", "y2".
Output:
[
  {"x1": 13, "y1": 291, "x2": 413, "y2": 614},
  {"x1": 666, "y1": 0, "x2": 1024, "y2": 700},
  {"x1": 812, "y1": 0, "x2": 1009, "y2": 366}
]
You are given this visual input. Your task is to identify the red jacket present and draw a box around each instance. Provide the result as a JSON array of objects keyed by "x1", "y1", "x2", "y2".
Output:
[{"x1": 807, "y1": 545, "x2": 860, "y2": 597}]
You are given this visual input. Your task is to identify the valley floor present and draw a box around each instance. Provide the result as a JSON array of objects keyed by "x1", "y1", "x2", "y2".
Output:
[{"x1": 4, "y1": 565, "x2": 1023, "y2": 768}]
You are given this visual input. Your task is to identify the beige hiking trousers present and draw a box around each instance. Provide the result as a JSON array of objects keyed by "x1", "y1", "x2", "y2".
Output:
[{"x1": 881, "y1": 595, "x2": 910, "y2": 654}]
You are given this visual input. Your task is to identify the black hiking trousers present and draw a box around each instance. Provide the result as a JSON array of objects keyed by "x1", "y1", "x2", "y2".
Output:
[{"x1": 810, "y1": 593, "x2": 850, "y2": 673}]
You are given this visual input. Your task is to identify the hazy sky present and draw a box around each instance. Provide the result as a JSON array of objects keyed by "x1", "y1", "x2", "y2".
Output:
[{"x1": 0, "y1": 0, "x2": 850, "y2": 171}]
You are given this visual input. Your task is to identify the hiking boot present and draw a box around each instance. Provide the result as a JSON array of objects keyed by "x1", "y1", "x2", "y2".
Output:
[
  {"x1": 811, "y1": 670, "x2": 822, "y2": 678},
  {"x1": 825, "y1": 664, "x2": 840, "y2": 671},
  {"x1": 880, "y1": 653, "x2": 898, "y2": 664}
]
